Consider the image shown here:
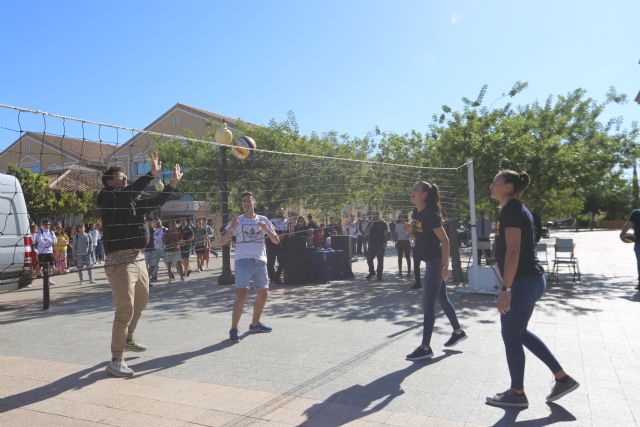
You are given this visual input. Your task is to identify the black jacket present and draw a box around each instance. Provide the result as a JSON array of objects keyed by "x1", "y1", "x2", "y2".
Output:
[{"x1": 97, "y1": 173, "x2": 176, "y2": 253}]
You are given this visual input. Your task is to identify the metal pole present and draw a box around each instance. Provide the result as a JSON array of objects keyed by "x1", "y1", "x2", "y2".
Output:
[
  {"x1": 467, "y1": 159, "x2": 479, "y2": 290},
  {"x1": 217, "y1": 146, "x2": 235, "y2": 285},
  {"x1": 43, "y1": 262, "x2": 50, "y2": 310}
]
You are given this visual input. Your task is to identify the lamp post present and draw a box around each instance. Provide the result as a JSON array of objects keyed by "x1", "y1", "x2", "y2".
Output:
[{"x1": 215, "y1": 121, "x2": 235, "y2": 285}]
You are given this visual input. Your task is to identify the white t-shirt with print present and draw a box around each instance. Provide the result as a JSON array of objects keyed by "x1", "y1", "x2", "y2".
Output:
[{"x1": 225, "y1": 214, "x2": 274, "y2": 262}]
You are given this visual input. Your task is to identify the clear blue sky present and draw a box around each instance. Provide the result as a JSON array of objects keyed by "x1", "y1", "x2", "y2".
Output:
[{"x1": 1, "y1": 0, "x2": 638, "y2": 146}]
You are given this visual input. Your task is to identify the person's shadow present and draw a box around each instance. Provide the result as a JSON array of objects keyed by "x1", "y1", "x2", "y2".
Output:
[
  {"x1": 0, "y1": 363, "x2": 106, "y2": 413},
  {"x1": 303, "y1": 349, "x2": 462, "y2": 426},
  {"x1": 127, "y1": 337, "x2": 237, "y2": 377},
  {"x1": 489, "y1": 402, "x2": 576, "y2": 426},
  {"x1": 0, "y1": 338, "x2": 236, "y2": 413}
]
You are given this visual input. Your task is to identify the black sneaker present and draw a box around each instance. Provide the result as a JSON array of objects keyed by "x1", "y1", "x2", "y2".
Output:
[
  {"x1": 486, "y1": 390, "x2": 529, "y2": 408},
  {"x1": 444, "y1": 330, "x2": 468, "y2": 347},
  {"x1": 376, "y1": 276, "x2": 382, "y2": 281},
  {"x1": 229, "y1": 328, "x2": 240, "y2": 343},
  {"x1": 636, "y1": 285, "x2": 640, "y2": 291},
  {"x1": 405, "y1": 345, "x2": 434, "y2": 361},
  {"x1": 546, "y1": 376, "x2": 579, "y2": 402},
  {"x1": 366, "y1": 273, "x2": 375, "y2": 280},
  {"x1": 411, "y1": 282, "x2": 421, "y2": 290}
]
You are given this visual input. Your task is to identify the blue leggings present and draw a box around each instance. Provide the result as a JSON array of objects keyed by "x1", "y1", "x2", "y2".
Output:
[
  {"x1": 421, "y1": 258, "x2": 461, "y2": 347},
  {"x1": 501, "y1": 274, "x2": 563, "y2": 389}
]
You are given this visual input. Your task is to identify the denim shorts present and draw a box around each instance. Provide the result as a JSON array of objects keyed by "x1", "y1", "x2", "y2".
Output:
[
  {"x1": 235, "y1": 258, "x2": 269, "y2": 289},
  {"x1": 165, "y1": 251, "x2": 182, "y2": 264}
]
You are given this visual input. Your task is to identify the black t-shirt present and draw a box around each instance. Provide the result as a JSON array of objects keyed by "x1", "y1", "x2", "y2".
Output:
[
  {"x1": 412, "y1": 207, "x2": 442, "y2": 261},
  {"x1": 368, "y1": 220, "x2": 388, "y2": 245},
  {"x1": 495, "y1": 199, "x2": 544, "y2": 278},
  {"x1": 629, "y1": 210, "x2": 640, "y2": 241}
]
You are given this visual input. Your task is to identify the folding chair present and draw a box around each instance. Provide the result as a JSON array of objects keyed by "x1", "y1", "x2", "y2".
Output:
[
  {"x1": 551, "y1": 238, "x2": 580, "y2": 281},
  {"x1": 536, "y1": 243, "x2": 549, "y2": 267}
]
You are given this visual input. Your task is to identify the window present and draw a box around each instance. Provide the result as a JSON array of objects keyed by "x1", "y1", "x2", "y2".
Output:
[{"x1": 135, "y1": 161, "x2": 150, "y2": 176}]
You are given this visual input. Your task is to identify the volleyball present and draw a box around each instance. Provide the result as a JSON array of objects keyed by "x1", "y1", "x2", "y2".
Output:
[
  {"x1": 232, "y1": 135, "x2": 256, "y2": 160},
  {"x1": 153, "y1": 178, "x2": 164, "y2": 192},
  {"x1": 620, "y1": 233, "x2": 635, "y2": 243}
]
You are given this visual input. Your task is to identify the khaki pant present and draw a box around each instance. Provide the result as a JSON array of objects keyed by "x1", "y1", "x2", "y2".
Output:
[{"x1": 105, "y1": 249, "x2": 149, "y2": 359}]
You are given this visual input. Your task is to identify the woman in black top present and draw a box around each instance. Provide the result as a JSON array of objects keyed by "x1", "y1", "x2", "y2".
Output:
[
  {"x1": 486, "y1": 170, "x2": 579, "y2": 408},
  {"x1": 405, "y1": 181, "x2": 467, "y2": 361}
]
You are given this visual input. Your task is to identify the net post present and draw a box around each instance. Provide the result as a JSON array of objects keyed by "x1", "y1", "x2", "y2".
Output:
[
  {"x1": 467, "y1": 159, "x2": 479, "y2": 289},
  {"x1": 43, "y1": 263, "x2": 50, "y2": 310}
]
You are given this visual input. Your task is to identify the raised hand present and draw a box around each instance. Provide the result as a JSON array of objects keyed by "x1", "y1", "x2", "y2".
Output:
[
  {"x1": 169, "y1": 164, "x2": 183, "y2": 188},
  {"x1": 150, "y1": 152, "x2": 161, "y2": 177},
  {"x1": 230, "y1": 215, "x2": 239, "y2": 231}
]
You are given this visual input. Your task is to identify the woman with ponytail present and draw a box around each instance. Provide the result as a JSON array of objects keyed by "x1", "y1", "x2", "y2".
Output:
[
  {"x1": 486, "y1": 170, "x2": 579, "y2": 408},
  {"x1": 405, "y1": 181, "x2": 467, "y2": 361}
]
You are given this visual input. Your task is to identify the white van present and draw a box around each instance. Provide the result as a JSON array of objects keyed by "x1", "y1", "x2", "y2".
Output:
[{"x1": 0, "y1": 172, "x2": 34, "y2": 293}]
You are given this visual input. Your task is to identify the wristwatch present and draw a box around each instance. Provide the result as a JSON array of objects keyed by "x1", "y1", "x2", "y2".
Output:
[{"x1": 501, "y1": 286, "x2": 511, "y2": 292}]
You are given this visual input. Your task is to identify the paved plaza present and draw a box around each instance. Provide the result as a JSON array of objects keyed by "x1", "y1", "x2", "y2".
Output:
[{"x1": 1, "y1": 230, "x2": 639, "y2": 426}]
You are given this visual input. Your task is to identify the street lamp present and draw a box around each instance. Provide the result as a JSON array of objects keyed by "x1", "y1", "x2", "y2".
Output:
[{"x1": 215, "y1": 121, "x2": 235, "y2": 285}]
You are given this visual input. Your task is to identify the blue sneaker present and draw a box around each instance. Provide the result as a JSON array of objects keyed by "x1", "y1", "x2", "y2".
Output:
[
  {"x1": 249, "y1": 322, "x2": 272, "y2": 333},
  {"x1": 229, "y1": 328, "x2": 240, "y2": 343}
]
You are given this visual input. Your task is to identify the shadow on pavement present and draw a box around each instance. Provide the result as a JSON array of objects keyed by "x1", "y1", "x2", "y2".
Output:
[
  {"x1": 301, "y1": 349, "x2": 462, "y2": 426},
  {"x1": 489, "y1": 402, "x2": 576, "y2": 426},
  {"x1": 3, "y1": 261, "x2": 637, "y2": 328},
  {"x1": 0, "y1": 363, "x2": 105, "y2": 413},
  {"x1": 129, "y1": 339, "x2": 235, "y2": 377}
]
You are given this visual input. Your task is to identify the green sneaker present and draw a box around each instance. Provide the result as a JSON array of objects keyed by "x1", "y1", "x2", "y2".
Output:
[{"x1": 125, "y1": 338, "x2": 147, "y2": 352}]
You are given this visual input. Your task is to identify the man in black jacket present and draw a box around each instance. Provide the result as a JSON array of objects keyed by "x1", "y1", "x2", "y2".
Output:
[
  {"x1": 98, "y1": 153, "x2": 183, "y2": 377},
  {"x1": 366, "y1": 212, "x2": 389, "y2": 281}
]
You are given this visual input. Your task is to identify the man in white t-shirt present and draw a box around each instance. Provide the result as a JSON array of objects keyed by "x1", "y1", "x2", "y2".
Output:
[
  {"x1": 219, "y1": 191, "x2": 280, "y2": 343},
  {"x1": 88, "y1": 223, "x2": 99, "y2": 264},
  {"x1": 151, "y1": 218, "x2": 167, "y2": 282}
]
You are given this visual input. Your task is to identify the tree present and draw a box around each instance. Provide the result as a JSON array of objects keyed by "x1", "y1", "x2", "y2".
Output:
[
  {"x1": 376, "y1": 83, "x2": 638, "y2": 222},
  {"x1": 7, "y1": 164, "x2": 57, "y2": 217},
  {"x1": 6, "y1": 164, "x2": 96, "y2": 220}
]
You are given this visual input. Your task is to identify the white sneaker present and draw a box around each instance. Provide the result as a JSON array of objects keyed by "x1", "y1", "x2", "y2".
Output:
[
  {"x1": 105, "y1": 359, "x2": 134, "y2": 377},
  {"x1": 89, "y1": 280, "x2": 97, "y2": 284},
  {"x1": 48, "y1": 280, "x2": 56, "y2": 286}
]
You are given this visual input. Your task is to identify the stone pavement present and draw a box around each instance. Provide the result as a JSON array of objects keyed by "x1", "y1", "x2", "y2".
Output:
[{"x1": 1, "y1": 230, "x2": 639, "y2": 426}]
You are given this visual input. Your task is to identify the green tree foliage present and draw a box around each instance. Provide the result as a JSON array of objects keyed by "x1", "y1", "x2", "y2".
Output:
[
  {"x1": 377, "y1": 83, "x2": 639, "y2": 221},
  {"x1": 156, "y1": 112, "x2": 375, "y2": 217},
  {"x1": 7, "y1": 164, "x2": 95, "y2": 219},
  {"x1": 155, "y1": 83, "x2": 637, "y2": 223}
]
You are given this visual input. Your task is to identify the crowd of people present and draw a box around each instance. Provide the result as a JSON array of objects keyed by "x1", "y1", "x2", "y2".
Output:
[
  {"x1": 30, "y1": 219, "x2": 105, "y2": 285},
  {"x1": 28, "y1": 216, "x2": 220, "y2": 286}
]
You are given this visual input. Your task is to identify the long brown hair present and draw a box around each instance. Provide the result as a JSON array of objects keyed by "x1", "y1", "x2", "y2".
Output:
[{"x1": 415, "y1": 180, "x2": 446, "y2": 219}]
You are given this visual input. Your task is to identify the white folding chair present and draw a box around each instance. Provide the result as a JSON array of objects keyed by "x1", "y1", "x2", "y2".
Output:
[
  {"x1": 536, "y1": 243, "x2": 548, "y2": 267},
  {"x1": 551, "y1": 238, "x2": 580, "y2": 281}
]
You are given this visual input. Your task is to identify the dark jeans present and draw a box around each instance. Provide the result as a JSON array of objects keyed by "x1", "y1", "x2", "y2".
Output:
[
  {"x1": 421, "y1": 258, "x2": 461, "y2": 347},
  {"x1": 501, "y1": 274, "x2": 562, "y2": 390},
  {"x1": 634, "y1": 243, "x2": 640, "y2": 283},
  {"x1": 38, "y1": 253, "x2": 54, "y2": 274},
  {"x1": 366, "y1": 243, "x2": 386, "y2": 278},
  {"x1": 266, "y1": 239, "x2": 284, "y2": 280},
  {"x1": 413, "y1": 248, "x2": 422, "y2": 285},
  {"x1": 396, "y1": 240, "x2": 411, "y2": 272}
]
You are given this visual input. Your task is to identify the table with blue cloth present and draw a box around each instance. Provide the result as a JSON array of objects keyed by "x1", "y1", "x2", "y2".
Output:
[{"x1": 283, "y1": 243, "x2": 354, "y2": 284}]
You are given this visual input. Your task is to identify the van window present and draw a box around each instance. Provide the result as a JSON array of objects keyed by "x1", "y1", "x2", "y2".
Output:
[{"x1": 0, "y1": 194, "x2": 19, "y2": 236}]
